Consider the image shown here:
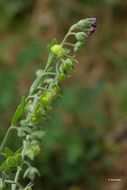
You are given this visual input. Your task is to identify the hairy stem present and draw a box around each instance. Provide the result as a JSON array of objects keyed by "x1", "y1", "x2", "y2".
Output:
[
  {"x1": 11, "y1": 167, "x2": 21, "y2": 190},
  {"x1": 11, "y1": 141, "x2": 27, "y2": 190}
]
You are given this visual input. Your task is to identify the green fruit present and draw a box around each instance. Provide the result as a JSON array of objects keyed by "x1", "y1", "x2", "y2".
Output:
[
  {"x1": 31, "y1": 115, "x2": 37, "y2": 122},
  {"x1": 51, "y1": 44, "x2": 65, "y2": 57},
  {"x1": 6, "y1": 156, "x2": 17, "y2": 168},
  {"x1": 60, "y1": 58, "x2": 74, "y2": 74},
  {"x1": 15, "y1": 154, "x2": 22, "y2": 165},
  {"x1": 40, "y1": 91, "x2": 52, "y2": 106},
  {"x1": 57, "y1": 73, "x2": 65, "y2": 83},
  {"x1": 52, "y1": 85, "x2": 59, "y2": 96}
]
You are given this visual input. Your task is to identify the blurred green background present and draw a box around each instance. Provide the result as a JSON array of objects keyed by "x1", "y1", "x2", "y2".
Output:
[{"x1": 0, "y1": 0, "x2": 127, "y2": 189}]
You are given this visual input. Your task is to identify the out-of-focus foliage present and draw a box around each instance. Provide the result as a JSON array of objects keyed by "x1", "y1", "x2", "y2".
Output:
[{"x1": 0, "y1": 0, "x2": 127, "y2": 189}]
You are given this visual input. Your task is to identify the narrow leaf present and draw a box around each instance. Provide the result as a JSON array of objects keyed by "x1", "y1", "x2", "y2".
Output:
[
  {"x1": 15, "y1": 147, "x2": 23, "y2": 154},
  {"x1": 50, "y1": 38, "x2": 57, "y2": 46},
  {"x1": 11, "y1": 96, "x2": 25, "y2": 125}
]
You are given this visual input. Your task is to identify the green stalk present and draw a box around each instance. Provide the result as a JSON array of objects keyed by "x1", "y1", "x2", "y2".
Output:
[{"x1": 11, "y1": 141, "x2": 27, "y2": 190}]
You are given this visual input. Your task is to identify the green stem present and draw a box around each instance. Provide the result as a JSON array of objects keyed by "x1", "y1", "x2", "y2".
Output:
[
  {"x1": 11, "y1": 167, "x2": 21, "y2": 190},
  {"x1": 61, "y1": 29, "x2": 74, "y2": 46},
  {"x1": 11, "y1": 140, "x2": 27, "y2": 190},
  {"x1": 0, "y1": 127, "x2": 17, "y2": 155}
]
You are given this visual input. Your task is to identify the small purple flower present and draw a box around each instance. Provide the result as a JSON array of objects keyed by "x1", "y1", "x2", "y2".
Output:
[
  {"x1": 91, "y1": 18, "x2": 96, "y2": 28},
  {"x1": 84, "y1": 17, "x2": 96, "y2": 36}
]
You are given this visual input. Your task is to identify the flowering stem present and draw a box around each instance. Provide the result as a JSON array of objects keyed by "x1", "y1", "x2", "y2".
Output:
[
  {"x1": 0, "y1": 126, "x2": 17, "y2": 155},
  {"x1": 0, "y1": 18, "x2": 96, "y2": 190},
  {"x1": 11, "y1": 167, "x2": 21, "y2": 190}
]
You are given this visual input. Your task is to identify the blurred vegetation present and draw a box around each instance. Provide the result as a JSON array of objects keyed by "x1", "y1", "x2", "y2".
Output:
[{"x1": 0, "y1": 0, "x2": 127, "y2": 189}]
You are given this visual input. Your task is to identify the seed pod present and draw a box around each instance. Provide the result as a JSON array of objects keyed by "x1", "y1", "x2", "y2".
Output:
[
  {"x1": 51, "y1": 44, "x2": 65, "y2": 57},
  {"x1": 60, "y1": 58, "x2": 74, "y2": 74}
]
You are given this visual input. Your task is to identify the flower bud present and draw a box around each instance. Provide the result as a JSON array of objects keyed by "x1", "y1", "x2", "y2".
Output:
[
  {"x1": 72, "y1": 18, "x2": 96, "y2": 36},
  {"x1": 51, "y1": 44, "x2": 65, "y2": 57},
  {"x1": 92, "y1": 18, "x2": 96, "y2": 26},
  {"x1": 60, "y1": 58, "x2": 74, "y2": 74},
  {"x1": 75, "y1": 32, "x2": 88, "y2": 42},
  {"x1": 84, "y1": 18, "x2": 96, "y2": 36},
  {"x1": 74, "y1": 41, "x2": 84, "y2": 53},
  {"x1": 77, "y1": 19, "x2": 91, "y2": 30}
]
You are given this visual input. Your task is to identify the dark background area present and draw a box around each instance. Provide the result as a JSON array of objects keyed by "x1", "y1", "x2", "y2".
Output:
[{"x1": 0, "y1": 0, "x2": 127, "y2": 189}]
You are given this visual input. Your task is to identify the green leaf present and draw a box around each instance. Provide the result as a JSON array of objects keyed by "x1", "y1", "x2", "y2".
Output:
[
  {"x1": 47, "y1": 38, "x2": 57, "y2": 52},
  {"x1": 15, "y1": 147, "x2": 22, "y2": 154},
  {"x1": 50, "y1": 38, "x2": 57, "y2": 46},
  {"x1": 17, "y1": 126, "x2": 32, "y2": 137},
  {"x1": 0, "y1": 161, "x2": 7, "y2": 171},
  {"x1": 47, "y1": 44, "x2": 51, "y2": 52},
  {"x1": 4, "y1": 147, "x2": 14, "y2": 158},
  {"x1": 11, "y1": 96, "x2": 25, "y2": 125},
  {"x1": 31, "y1": 130, "x2": 46, "y2": 140}
]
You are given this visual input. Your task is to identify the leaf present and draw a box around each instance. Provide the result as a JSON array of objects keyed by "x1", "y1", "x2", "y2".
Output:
[
  {"x1": 17, "y1": 126, "x2": 32, "y2": 137},
  {"x1": 50, "y1": 38, "x2": 57, "y2": 46},
  {"x1": 25, "y1": 149, "x2": 34, "y2": 160},
  {"x1": 11, "y1": 96, "x2": 25, "y2": 125},
  {"x1": 31, "y1": 130, "x2": 46, "y2": 140},
  {"x1": 0, "y1": 161, "x2": 7, "y2": 171},
  {"x1": 47, "y1": 38, "x2": 57, "y2": 52},
  {"x1": 47, "y1": 44, "x2": 51, "y2": 52},
  {"x1": 4, "y1": 147, "x2": 14, "y2": 158}
]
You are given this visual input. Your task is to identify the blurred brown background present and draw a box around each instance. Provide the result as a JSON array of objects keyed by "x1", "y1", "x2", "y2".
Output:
[{"x1": 0, "y1": 0, "x2": 127, "y2": 189}]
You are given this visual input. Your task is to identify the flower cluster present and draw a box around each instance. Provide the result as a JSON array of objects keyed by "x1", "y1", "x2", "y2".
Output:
[{"x1": 21, "y1": 18, "x2": 97, "y2": 166}]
